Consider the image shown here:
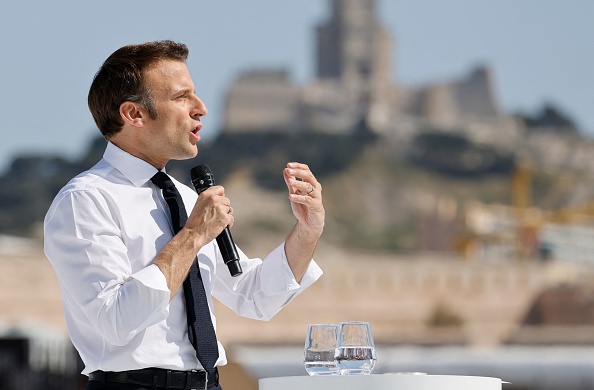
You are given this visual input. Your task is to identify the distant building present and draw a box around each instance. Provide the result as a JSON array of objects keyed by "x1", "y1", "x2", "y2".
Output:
[{"x1": 223, "y1": 0, "x2": 517, "y2": 143}]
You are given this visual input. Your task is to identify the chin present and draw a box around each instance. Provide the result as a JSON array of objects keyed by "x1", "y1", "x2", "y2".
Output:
[
  {"x1": 179, "y1": 146, "x2": 199, "y2": 160},
  {"x1": 168, "y1": 149, "x2": 197, "y2": 163}
]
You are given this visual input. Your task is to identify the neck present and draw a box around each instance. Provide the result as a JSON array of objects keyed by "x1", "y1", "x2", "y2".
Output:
[{"x1": 110, "y1": 137, "x2": 167, "y2": 170}]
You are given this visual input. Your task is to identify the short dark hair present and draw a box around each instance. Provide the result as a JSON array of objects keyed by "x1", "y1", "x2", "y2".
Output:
[{"x1": 88, "y1": 40, "x2": 189, "y2": 139}]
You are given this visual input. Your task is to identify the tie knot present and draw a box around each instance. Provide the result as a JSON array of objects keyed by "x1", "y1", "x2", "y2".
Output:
[{"x1": 150, "y1": 171, "x2": 175, "y2": 190}]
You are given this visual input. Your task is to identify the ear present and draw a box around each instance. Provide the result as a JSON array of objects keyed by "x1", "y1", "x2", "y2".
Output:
[{"x1": 119, "y1": 101, "x2": 146, "y2": 128}]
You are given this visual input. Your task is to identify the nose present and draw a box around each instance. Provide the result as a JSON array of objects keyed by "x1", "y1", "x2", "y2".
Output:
[{"x1": 191, "y1": 94, "x2": 208, "y2": 119}]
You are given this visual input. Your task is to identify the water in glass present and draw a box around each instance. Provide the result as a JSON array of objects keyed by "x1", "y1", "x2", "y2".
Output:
[
  {"x1": 304, "y1": 324, "x2": 340, "y2": 376},
  {"x1": 335, "y1": 346, "x2": 376, "y2": 375},
  {"x1": 335, "y1": 321, "x2": 377, "y2": 375},
  {"x1": 304, "y1": 350, "x2": 338, "y2": 375}
]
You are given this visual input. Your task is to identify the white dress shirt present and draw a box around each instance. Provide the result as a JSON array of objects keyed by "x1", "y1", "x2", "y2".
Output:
[{"x1": 44, "y1": 142, "x2": 322, "y2": 375}]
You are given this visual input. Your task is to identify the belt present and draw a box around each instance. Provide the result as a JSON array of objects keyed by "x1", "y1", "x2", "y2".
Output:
[{"x1": 88, "y1": 367, "x2": 219, "y2": 390}]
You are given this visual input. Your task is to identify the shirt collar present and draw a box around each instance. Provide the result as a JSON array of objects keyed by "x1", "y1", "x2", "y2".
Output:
[{"x1": 103, "y1": 142, "x2": 161, "y2": 187}]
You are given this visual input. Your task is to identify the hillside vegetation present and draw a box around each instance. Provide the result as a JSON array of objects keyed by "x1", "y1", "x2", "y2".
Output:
[
  {"x1": 1, "y1": 130, "x2": 576, "y2": 254},
  {"x1": 168, "y1": 131, "x2": 516, "y2": 253}
]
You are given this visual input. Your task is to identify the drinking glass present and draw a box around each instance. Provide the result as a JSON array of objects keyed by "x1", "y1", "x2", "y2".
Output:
[
  {"x1": 303, "y1": 324, "x2": 340, "y2": 376},
  {"x1": 335, "y1": 321, "x2": 376, "y2": 375}
]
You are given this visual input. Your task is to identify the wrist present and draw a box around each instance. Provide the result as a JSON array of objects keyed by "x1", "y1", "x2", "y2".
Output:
[
  {"x1": 180, "y1": 226, "x2": 209, "y2": 252},
  {"x1": 294, "y1": 221, "x2": 323, "y2": 243}
]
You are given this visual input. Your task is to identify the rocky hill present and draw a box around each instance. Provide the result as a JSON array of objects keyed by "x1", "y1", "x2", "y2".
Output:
[
  {"x1": 0, "y1": 130, "x2": 511, "y2": 252},
  {"x1": 2, "y1": 124, "x2": 594, "y2": 255}
]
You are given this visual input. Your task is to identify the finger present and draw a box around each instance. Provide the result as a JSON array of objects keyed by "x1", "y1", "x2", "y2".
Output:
[
  {"x1": 300, "y1": 181, "x2": 315, "y2": 196},
  {"x1": 288, "y1": 192, "x2": 322, "y2": 207},
  {"x1": 199, "y1": 185, "x2": 225, "y2": 197},
  {"x1": 288, "y1": 192, "x2": 314, "y2": 203},
  {"x1": 284, "y1": 164, "x2": 319, "y2": 189},
  {"x1": 219, "y1": 203, "x2": 232, "y2": 214},
  {"x1": 217, "y1": 203, "x2": 234, "y2": 227},
  {"x1": 216, "y1": 198, "x2": 231, "y2": 213},
  {"x1": 226, "y1": 214, "x2": 235, "y2": 228},
  {"x1": 288, "y1": 177, "x2": 312, "y2": 195},
  {"x1": 286, "y1": 163, "x2": 314, "y2": 181},
  {"x1": 284, "y1": 172, "x2": 314, "y2": 195},
  {"x1": 287, "y1": 162, "x2": 310, "y2": 170}
]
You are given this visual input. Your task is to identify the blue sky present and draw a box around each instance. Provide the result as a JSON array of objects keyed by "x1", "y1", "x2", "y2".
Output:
[{"x1": 0, "y1": 0, "x2": 592, "y2": 173}]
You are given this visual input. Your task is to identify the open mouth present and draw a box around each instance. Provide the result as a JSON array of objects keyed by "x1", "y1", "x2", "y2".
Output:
[{"x1": 190, "y1": 124, "x2": 202, "y2": 141}]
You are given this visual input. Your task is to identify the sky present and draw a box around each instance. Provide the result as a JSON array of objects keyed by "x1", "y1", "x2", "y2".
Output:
[{"x1": 0, "y1": 0, "x2": 592, "y2": 174}]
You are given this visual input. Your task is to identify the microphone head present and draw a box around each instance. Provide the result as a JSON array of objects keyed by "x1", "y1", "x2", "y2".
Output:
[{"x1": 191, "y1": 164, "x2": 216, "y2": 193}]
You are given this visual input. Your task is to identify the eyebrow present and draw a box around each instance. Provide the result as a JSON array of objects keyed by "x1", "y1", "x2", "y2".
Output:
[{"x1": 172, "y1": 87, "x2": 193, "y2": 97}]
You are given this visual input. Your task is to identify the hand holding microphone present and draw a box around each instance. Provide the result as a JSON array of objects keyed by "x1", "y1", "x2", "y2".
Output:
[{"x1": 191, "y1": 164, "x2": 242, "y2": 277}]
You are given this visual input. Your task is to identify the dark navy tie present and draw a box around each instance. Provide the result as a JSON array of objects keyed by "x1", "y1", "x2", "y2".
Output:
[{"x1": 151, "y1": 171, "x2": 219, "y2": 375}]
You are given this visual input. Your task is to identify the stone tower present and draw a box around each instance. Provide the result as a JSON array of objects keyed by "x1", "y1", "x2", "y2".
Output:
[
  {"x1": 311, "y1": 0, "x2": 395, "y2": 133},
  {"x1": 222, "y1": 0, "x2": 510, "y2": 141},
  {"x1": 316, "y1": 0, "x2": 392, "y2": 88}
]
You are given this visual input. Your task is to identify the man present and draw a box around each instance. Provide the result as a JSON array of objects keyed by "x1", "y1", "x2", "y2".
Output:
[{"x1": 44, "y1": 40, "x2": 324, "y2": 390}]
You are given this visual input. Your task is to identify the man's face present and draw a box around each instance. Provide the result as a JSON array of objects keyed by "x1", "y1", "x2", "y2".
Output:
[{"x1": 140, "y1": 59, "x2": 207, "y2": 168}]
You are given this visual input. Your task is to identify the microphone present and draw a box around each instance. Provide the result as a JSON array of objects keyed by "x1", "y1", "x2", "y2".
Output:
[{"x1": 191, "y1": 164, "x2": 243, "y2": 277}]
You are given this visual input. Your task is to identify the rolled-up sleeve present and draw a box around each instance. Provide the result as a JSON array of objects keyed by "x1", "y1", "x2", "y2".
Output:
[
  {"x1": 259, "y1": 243, "x2": 322, "y2": 294},
  {"x1": 44, "y1": 189, "x2": 170, "y2": 346},
  {"x1": 213, "y1": 242, "x2": 322, "y2": 321}
]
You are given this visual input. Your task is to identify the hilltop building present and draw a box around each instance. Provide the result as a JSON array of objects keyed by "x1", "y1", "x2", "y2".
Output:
[{"x1": 222, "y1": 0, "x2": 519, "y2": 144}]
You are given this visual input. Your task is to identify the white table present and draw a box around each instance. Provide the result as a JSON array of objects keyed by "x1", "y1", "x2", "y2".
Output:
[{"x1": 259, "y1": 374, "x2": 506, "y2": 390}]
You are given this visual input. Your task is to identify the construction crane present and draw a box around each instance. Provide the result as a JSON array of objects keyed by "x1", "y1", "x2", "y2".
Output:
[{"x1": 459, "y1": 162, "x2": 594, "y2": 261}]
